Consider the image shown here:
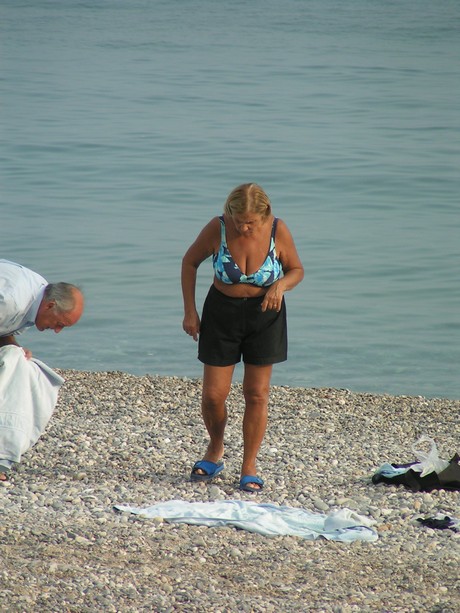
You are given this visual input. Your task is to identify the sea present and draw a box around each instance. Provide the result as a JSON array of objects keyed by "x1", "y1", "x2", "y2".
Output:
[{"x1": 1, "y1": 0, "x2": 459, "y2": 399}]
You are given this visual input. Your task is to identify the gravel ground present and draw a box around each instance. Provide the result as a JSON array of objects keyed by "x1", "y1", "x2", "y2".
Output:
[{"x1": 1, "y1": 370, "x2": 459, "y2": 612}]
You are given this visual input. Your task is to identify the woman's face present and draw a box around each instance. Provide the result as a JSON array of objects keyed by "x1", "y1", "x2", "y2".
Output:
[{"x1": 231, "y1": 212, "x2": 265, "y2": 236}]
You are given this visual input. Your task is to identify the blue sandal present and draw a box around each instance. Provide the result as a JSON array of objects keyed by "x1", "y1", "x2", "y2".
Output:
[
  {"x1": 190, "y1": 460, "x2": 224, "y2": 482},
  {"x1": 239, "y1": 475, "x2": 264, "y2": 493}
]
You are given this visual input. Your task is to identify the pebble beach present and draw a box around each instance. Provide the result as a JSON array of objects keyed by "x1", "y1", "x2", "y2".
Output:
[{"x1": 1, "y1": 370, "x2": 459, "y2": 612}]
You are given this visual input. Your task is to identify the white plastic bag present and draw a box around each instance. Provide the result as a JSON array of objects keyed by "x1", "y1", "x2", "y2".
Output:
[{"x1": 411, "y1": 435, "x2": 450, "y2": 477}]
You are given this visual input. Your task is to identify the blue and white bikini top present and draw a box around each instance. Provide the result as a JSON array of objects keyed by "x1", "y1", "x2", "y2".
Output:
[{"x1": 213, "y1": 215, "x2": 283, "y2": 287}]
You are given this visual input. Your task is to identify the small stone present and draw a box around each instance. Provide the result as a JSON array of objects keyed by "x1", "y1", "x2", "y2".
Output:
[{"x1": 312, "y1": 497, "x2": 329, "y2": 512}]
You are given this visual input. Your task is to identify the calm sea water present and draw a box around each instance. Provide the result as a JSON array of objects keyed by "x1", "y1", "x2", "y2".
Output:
[{"x1": 1, "y1": 0, "x2": 460, "y2": 399}]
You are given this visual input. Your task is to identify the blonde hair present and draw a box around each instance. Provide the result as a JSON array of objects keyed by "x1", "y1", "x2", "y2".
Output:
[{"x1": 224, "y1": 183, "x2": 272, "y2": 219}]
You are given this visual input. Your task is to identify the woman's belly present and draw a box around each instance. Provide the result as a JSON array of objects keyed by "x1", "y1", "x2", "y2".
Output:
[{"x1": 213, "y1": 277, "x2": 268, "y2": 298}]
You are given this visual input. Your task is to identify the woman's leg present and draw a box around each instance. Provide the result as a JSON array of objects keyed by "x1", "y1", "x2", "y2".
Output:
[
  {"x1": 195, "y1": 364, "x2": 235, "y2": 469},
  {"x1": 241, "y1": 363, "x2": 273, "y2": 486}
]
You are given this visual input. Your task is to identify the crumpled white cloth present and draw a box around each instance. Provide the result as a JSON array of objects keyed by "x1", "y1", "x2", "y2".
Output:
[
  {"x1": 114, "y1": 500, "x2": 378, "y2": 542},
  {"x1": 0, "y1": 346, "x2": 64, "y2": 463}
]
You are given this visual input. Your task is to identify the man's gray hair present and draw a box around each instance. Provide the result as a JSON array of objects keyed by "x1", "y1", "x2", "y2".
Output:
[{"x1": 44, "y1": 283, "x2": 81, "y2": 313}]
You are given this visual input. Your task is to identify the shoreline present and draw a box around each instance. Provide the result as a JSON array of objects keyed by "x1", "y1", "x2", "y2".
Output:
[
  {"x1": 57, "y1": 365, "x2": 460, "y2": 402},
  {"x1": 1, "y1": 370, "x2": 459, "y2": 612}
]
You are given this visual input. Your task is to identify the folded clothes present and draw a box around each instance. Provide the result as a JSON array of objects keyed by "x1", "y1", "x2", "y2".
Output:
[
  {"x1": 113, "y1": 499, "x2": 378, "y2": 542},
  {"x1": 372, "y1": 454, "x2": 460, "y2": 492},
  {"x1": 417, "y1": 514, "x2": 459, "y2": 532}
]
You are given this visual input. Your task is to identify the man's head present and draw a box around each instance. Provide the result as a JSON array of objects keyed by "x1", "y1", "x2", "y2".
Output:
[{"x1": 35, "y1": 283, "x2": 84, "y2": 333}]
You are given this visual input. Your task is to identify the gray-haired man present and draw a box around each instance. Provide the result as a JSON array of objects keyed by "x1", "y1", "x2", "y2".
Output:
[{"x1": 0, "y1": 259, "x2": 84, "y2": 481}]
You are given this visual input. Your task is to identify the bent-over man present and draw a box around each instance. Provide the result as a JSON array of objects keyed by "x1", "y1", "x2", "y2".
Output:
[{"x1": 0, "y1": 259, "x2": 84, "y2": 481}]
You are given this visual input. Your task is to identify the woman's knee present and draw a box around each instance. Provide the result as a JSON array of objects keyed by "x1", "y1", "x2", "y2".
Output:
[
  {"x1": 242, "y1": 382, "x2": 269, "y2": 407},
  {"x1": 243, "y1": 364, "x2": 272, "y2": 402},
  {"x1": 202, "y1": 385, "x2": 229, "y2": 410}
]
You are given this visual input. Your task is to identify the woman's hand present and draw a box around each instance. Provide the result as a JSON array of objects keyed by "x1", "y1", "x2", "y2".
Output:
[
  {"x1": 183, "y1": 311, "x2": 201, "y2": 341},
  {"x1": 261, "y1": 281, "x2": 284, "y2": 312}
]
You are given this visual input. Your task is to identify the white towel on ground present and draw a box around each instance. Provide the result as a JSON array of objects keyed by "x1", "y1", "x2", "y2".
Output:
[
  {"x1": 114, "y1": 499, "x2": 378, "y2": 542},
  {"x1": 0, "y1": 346, "x2": 64, "y2": 463}
]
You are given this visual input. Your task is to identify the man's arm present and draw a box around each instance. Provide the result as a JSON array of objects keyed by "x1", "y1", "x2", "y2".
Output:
[
  {"x1": 0, "y1": 334, "x2": 32, "y2": 358},
  {"x1": 0, "y1": 335, "x2": 19, "y2": 348}
]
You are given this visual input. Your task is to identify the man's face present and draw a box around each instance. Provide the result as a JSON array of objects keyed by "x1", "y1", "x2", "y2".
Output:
[{"x1": 35, "y1": 292, "x2": 84, "y2": 333}]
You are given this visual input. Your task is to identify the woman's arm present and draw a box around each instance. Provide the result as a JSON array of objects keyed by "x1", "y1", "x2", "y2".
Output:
[
  {"x1": 261, "y1": 219, "x2": 304, "y2": 312},
  {"x1": 181, "y1": 217, "x2": 220, "y2": 340}
]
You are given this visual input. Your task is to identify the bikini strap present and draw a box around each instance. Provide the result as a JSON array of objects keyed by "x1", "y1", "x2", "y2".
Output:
[{"x1": 218, "y1": 215, "x2": 226, "y2": 245}]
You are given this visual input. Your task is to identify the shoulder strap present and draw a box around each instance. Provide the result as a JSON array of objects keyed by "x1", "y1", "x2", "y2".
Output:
[{"x1": 218, "y1": 215, "x2": 226, "y2": 245}]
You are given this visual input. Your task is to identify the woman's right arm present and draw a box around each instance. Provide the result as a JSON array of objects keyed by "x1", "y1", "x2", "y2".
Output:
[{"x1": 181, "y1": 217, "x2": 219, "y2": 341}]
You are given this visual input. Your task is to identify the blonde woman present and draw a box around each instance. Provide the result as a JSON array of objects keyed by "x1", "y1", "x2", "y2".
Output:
[{"x1": 182, "y1": 183, "x2": 304, "y2": 492}]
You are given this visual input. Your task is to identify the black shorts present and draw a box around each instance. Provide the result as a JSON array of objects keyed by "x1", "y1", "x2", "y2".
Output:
[{"x1": 198, "y1": 285, "x2": 288, "y2": 366}]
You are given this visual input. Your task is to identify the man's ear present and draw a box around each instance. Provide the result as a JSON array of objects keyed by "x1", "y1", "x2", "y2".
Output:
[{"x1": 45, "y1": 300, "x2": 56, "y2": 311}]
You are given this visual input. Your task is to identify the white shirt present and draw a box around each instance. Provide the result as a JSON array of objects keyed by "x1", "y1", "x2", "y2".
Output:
[{"x1": 0, "y1": 260, "x2": 47, "y2": 337}]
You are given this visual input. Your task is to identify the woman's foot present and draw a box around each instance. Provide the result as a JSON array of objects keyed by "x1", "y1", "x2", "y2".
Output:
[
  {"x1": 239, "y1": 475, "x2": 264, "y2": 492},
  {"x1": 191, "y1": 442, "x2": 224, "y2": 477},
  {"x1": 190, "y1": 459, "x2": 225, "y2": 482}
]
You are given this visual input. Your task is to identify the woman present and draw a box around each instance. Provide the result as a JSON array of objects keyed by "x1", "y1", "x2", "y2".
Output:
[{"x1": 181, "y1": 183, "x2": 304, "y2": 492}]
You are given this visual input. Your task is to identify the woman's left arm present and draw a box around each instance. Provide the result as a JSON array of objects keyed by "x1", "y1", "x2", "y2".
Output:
[{"x1": 261, "y1": 219, "x2": 304, "y2": 312}]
